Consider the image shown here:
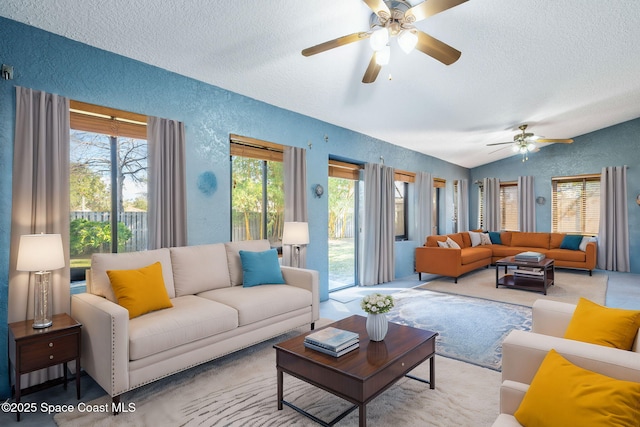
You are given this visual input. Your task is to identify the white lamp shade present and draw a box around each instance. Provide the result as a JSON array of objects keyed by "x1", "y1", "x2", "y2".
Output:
[
  {"x1": 369, "y1": 27, "x2": 389, "y2": 51},
  {"x1": 282, "y1": 222, "x2": 309, "y2": 245},
  {"x1": 375, "y1": 45, "x2": 391, "y2": 66},
  {"x1": 17, "y1": 233, "x2": 65, "y2": 272},
  {"x1": 397, "y1": 30, "x2": 418, "y2": 54}
]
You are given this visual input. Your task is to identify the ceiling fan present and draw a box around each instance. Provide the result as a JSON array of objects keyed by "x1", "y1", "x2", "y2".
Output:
[
  {"x1": 301, "y1": 0, "x2": 467, "y2": 83},
  {"x1": 487, "y1": 124, "x2": 574, "y2": 162}
]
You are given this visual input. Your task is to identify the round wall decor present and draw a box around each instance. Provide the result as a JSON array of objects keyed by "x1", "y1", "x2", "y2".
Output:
[{"x1": 197, "y1": 171, "x2": 217, "y2": 196}]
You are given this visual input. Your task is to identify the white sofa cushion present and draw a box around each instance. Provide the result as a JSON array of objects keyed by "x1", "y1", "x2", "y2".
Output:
[
  {"x1": 170, "y1": 243, "x2": 231, "y2": 296},
  {"x1": 128, "y1": 295, "x2": 238, "y2": 361},
  {"x1": 198, "y1": 285, "x2": 311, "y2": 326},
  {"x1": 491, "y1": 414, "x2": 522, "y2": 427},
  {"x1": 90, "y1": 248, "x2": 175, "y2": 302},
  {"x1": 224, "y1": 240, "x2": 271, "y2": 286},
  {"x1": 502, "y1": 330, "x2": 640, "y2": 386}
]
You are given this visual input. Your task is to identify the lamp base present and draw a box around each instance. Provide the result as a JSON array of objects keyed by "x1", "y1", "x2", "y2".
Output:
[
  {"x1": 32, "y1": 319, "x2": 53, "y2": 329},
  {"x1": 293, "y1": 245, "x2": 301, "y2": 269},
  {"x1": 33, "y1": 271, "x2": 53, "y2": 329}
]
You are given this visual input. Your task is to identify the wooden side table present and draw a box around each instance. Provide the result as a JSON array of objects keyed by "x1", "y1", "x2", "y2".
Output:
[{"x1": 8, "y1": 313, "x2": 82, "y2": 421}]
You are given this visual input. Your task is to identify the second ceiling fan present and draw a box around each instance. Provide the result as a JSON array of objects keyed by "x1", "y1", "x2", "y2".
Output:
[
  {"x1": 487, "y1": 124, "x2": 574, "y2": 162},
  {"x1": 302, "y1": 0, "x2": 467, "y2": 83}
]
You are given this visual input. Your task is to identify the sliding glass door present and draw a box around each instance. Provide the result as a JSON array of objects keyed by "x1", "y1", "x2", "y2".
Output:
[{"x1": 328, "y1": 176, "x2": 359, "y2": 292}]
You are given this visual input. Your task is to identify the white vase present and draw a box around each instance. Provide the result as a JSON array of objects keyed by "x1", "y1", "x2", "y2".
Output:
[{"x1": 366, "y1": 313, "x2": 388, "y2": 341}]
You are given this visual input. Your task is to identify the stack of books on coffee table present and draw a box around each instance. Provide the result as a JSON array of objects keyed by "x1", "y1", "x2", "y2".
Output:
[
  {"x1": 514, "y1": 251, "x2": 545, "y2": 262},
  {"x1": 514, "y1": 266, "x2": 544, "y2": 277},
  {"x1": 304, "y1": 327, "x2": 359, "y2": 357}
]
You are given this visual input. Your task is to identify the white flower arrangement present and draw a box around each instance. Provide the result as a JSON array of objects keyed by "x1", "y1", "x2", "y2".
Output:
[{"x1": 360, "y1": 293, "x2": 394, "y2": 315}]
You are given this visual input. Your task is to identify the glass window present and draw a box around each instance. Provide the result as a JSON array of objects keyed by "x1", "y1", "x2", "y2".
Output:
[
  {"x1": 500, "y1": 183, "x2": 518, "y2": 231},
  {"x1": 69, "y1": 130, "x2": 148, "y2": 279},
  {"x1": 552, "y1": 176, "x2": 600, "y2": 234},
  {"x1": 432, "y1": 187, "x2": 439, "y2": 235},
  {"x1": 394, "y1": 181, "x2": 408, "y2": 240},
  {"x1": 230, "y1": 151, "x2": 284, "y2": 246},
  {"x1": 477, "y1": 182, "x2": 518, "y2": 230}
]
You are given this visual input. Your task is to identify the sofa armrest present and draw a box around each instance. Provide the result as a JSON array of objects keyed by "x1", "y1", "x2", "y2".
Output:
[
  {"x1": 585, "y1": 241, "x2": 597, "y2": 270},
  {"x1": 280, "y1": 266, "x2": 320, "y2": 322},
  {"x1": 415, "y1": 246, "x2": 462, "y2": 276},
  {"x1": 531, "y1": 299, "x2": 576, "y2": 337},
  {"x1": 500, "y1": 380, "x2": 528, "y2": 416},
  {"x1": 502, "y1": 330, "x2": 640, "y2": 386},
  {"x1": 71, "y1": 293, "x2": 130, "y2": 397}
]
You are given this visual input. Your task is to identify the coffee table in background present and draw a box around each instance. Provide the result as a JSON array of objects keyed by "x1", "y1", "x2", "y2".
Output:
[
  {"x1": 495, "y1": 256, "x2": 555, "y2": 295},
  {"x1": 274, "y1": 315, "x2": 438, "y2": 427}
]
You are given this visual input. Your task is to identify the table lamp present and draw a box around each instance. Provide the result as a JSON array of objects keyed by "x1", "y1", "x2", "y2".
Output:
[
  {"x1": 16, "y1": 233, "x2": 65, "y2": 329},
  {"x1": 282, "y1": 222, "x2": 309, "y2": 268}
]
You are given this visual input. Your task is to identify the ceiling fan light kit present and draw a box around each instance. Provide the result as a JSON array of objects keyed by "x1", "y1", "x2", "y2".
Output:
[
  {"x1": 487, "y1": 124, "x2": 574, "y2": 162},
  {"x1": 302, "y1": 0, "x2": 467, "y2": 83}
]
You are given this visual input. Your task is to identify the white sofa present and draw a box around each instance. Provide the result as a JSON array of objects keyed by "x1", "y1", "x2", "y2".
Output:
[
  {"x1": 71, "y1": 239, "x2": 319, "y2": 404},
  {"x1": 492, "y1": 299, "x2": 640, "y2": 426}
]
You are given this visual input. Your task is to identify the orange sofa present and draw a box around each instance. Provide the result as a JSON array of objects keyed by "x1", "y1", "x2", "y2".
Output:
[{"x1": 415, "y1": 231, "x2": 597, "y2": 283}]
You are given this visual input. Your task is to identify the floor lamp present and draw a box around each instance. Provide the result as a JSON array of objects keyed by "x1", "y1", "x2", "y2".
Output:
[
  {"x1": 16, "y1": 233, "x2": 65, "y2": 329},
  {"x1": 282, "y1": 222, "x2": 309, "y2": 268}
]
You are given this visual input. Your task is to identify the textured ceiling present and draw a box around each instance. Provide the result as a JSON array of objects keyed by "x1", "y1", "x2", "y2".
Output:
[{"x1": 3, "y1": 0, "x2": 640, "y2": 168}]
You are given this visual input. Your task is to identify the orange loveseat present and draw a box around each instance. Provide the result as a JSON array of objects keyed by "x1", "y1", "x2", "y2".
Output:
[{"x1": 415, "y1": 231, "x2": 597, "y2": 283}]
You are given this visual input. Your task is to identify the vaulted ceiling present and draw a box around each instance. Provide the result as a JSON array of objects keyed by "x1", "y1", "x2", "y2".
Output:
[{"x1": 3, "y1": 0, "x2": 640, "y2": 168}]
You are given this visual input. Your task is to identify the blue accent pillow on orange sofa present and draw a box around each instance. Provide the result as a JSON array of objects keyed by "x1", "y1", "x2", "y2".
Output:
[
  {"x1": 239, "y1": 248, "x2": 285, "y2": 287},
  {"x1": 560, "y1": 235, "x2": 583, "y2": 250},
  {"x1": 488, "y1": 232, "x2": 502, "y2": 245}
]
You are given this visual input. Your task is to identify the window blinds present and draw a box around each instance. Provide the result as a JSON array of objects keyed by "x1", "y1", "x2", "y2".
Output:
[
  {"x1": 500, "y1": 183, "x2": 518, "y2": 231},
  {"x1": 551, "y1": 174, "x2": 600, "y2": 234},
  {"x1": 69, "y1": 100, "x2": 147, "y2": 140}
]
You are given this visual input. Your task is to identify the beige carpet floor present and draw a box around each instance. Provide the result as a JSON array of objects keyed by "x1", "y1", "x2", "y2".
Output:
[
  {"x1": 55, "y1": 326, "x2": 501, "y2": 427},
  {"x1": 418, "y1": 268, "x2": 607, "y2": 307}
]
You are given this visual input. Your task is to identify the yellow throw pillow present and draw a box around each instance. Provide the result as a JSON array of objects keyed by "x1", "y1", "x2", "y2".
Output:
[
  {"x1": 515, "y1": 349, "x2": 640, "y2": 427},
  {"x1": 564, "y1": 298, "x2": 640, "y2": 350},
  {"x1": 107, "y1": 262, "x2": 173, "y2": 319}
]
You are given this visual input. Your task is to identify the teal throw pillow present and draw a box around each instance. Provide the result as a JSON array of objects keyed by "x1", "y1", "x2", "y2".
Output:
[
  {"x1": 239, "y1": 248, "x2": 285, "y2": 287},
  {"x1": 560, "y1": 235, "x2": 583, "y2": 250},
  {"x1": 488, "y1": 232, "x2": 502, "y2": 245}
]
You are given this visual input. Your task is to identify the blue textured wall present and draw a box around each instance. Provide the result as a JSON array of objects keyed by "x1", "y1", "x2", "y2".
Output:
[
  {"x1": 470, "y1": 118, "x2": 640, "y2": 274},
  {"x1": 1, "y1": 15, "x2": 638, "y2": 400},
  {"x1": 0, "y1": 17, "x2": 469, "y2": 397}
]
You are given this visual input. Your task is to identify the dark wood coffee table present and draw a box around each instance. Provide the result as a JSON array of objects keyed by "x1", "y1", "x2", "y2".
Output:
[
  {"x1": 496, "y1": 256, "x2": 555, "y2": 295},
  {"x1": 274, "y1": 315, "x2": 438, "y2": 427}
]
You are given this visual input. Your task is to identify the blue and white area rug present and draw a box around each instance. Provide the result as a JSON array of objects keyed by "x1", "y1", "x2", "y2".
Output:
[{"x1": 386, "y1": 289, "x2": 532, "y2": 371}]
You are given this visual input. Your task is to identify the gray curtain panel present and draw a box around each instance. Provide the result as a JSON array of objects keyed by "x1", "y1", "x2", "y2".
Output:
[
  {"x1": 412, "y1": 171, "x2": 432, "y2": 243},
  {"x1": 9, "y1": 86, "x2": 70, "y2": 386},
  {"x1": 283, "y1": 147, "x2": 308, "y2": 267},
  {"x1": 483, "y1": 177, "x2": 501, "y2": 231},
  {"x1": 457, "y1": 179, "x2": 469, "y2": 232},
  {"x1": 518, "y1": 176, "x2": 536, "y2": 232},
  {"x1": 362, "y1": 163, "x2": 395, "y2": 286},
  {"x1": 147, "y1": 116, "x2": 187, "y2": 249},
  {"x1": 598, "y1": 166, "x2": 630, "y2": 271}
]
